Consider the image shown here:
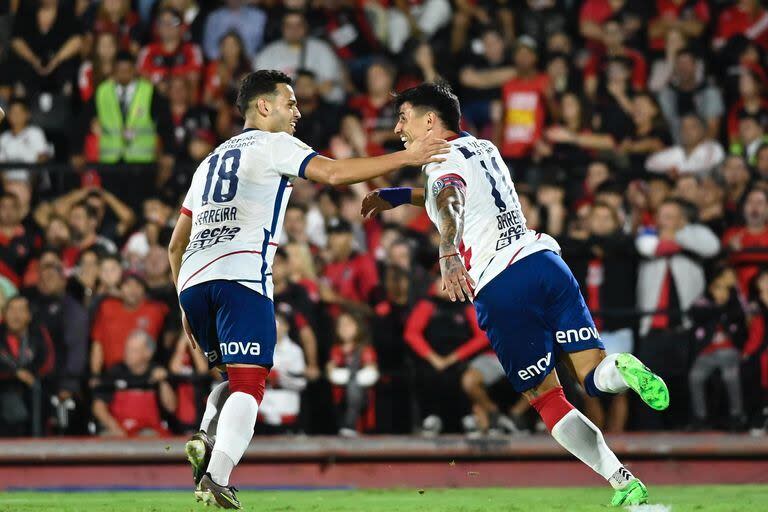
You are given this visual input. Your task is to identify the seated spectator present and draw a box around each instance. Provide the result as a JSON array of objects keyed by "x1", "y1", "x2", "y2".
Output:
[
  {"x1": 727, "y1": 66, "x2": 768, "y2": 145},
  {"x1": 0, "y1": 97, "x2": 51, "y2": 185},
  {"x1": 202, "y1": 31, "x2": 252, "y2": 109},
  {"x1": 404, "y1": 275, "x2": 490, "y2": 434},
  {"x1": 0, "y1": 193, "x2": 38, "y2": 288},
  {"x1": 82, "y1": 0, "x2": 141, "y2": 55},
  {"x1": 515, "y1": 0, "x2": 568, "y2": 51},
  {"x1": 744, "y1": 268, "x2": 768, "y2": 431},
  {"x1": 202, "y1": 0, "x2": 266, "y2": 61},
  {"x1": 78, "y1": 32, "x2": 119, "y2": 104},
  {"x1": 74, "y1": 51, "x2": 175, "y2": 175},
  {"x1": 96, "y1": 254, "x2": 123, "y2": 300},
  {"x1": 648, "y1": 28, "x2": 687, "y2": 93},
  {"x1": 137, "y1": 7, "x2": 203, "y2": 97},
  {"x1": 291, "y1": 70, "x2": 343, "y2": 155},
  {"x1": 617, "y1": 93, "x2": 672, "y2": 179},
  {"x1": 254, "y1": 10, "x2": 344, "y2": 104},
  {"x1": 458, "y1": 27, "x2": 515, "y2": 134},
  {"x1": 561, "y1": 202, "x2": 637, "y2": 431},
  {"x1": 8, "y1": 0, "x2": 82, "y2": 96},
  {"x1": 90, "y1": 273, "x2": 169, "y2": 376},
  {"x1": 312, "y1": 0, "x2": 381, "y2": 73},
  {"x1": 327, "y1": 310, "x2": 378, "y2": 436},
  {"x1": 730, "y1": 113, "x2": 768, "y2": 166},
  {"x1": 385, "y1": 0, "x2": 452, "y2": 54},
  {"x1": 645, "y1": 114, "x2": 725, "y2": 176},
  {"x1": 346, "y1": 61, "x2": 401, "y2": 156},
  {"x1": 698, "y1": 175, "x2": 729, "y2": 238},
  {"x1": 647, "y1": 0, "x2": 709, "y2": 53},
  {"x1": 713, "y1": 0, "x2": 768, "y2": 51},
  {"x1": 755, "y1": 144, "x2": 768, "y2": 181},
  {"x1": 592, "y1": 56, "x2": 636, "y2": 144},
  {"x1": 92, "y1": 330, "x2": 175, "y2": 437},
  {"x1": 657, "y1": 48, "x2": 724, "y2": 143},
  {"x1": 544, "y1": 51, "x2": 579, "y2": 98},
  {"x1": 258, "y1": 312, "x2": 306, "y2": 432},
  {"x1": 284, "y1": 241, "x2": 321, "y2": 302},
  {"x1": 167, "y1": 76, "x2": 216, "y2": 162},
  {"x1": 584, "y1": 19, "x2": 647, "y2": 100},
  {"x1": 719, "y1": 155, "x2": 752, "y2": 222},
  {"x1": 27, "y1": 255, "x2": 88, "y2": 409},
  {"x1": 579, "y1": 0, "x2": 645, "y2": 53},
  {"x1": 688, "y1": 265, "x2": 748, "y2": 431},
  {"x1": 0, "y1": 295, "x2": 53, "y2": 436},
  {"x1": 67, "y1": 202, "x2": 118, "y2": 256},
  {"x1": 723, "y1": 188, "x2": 768, "y2": 295}
]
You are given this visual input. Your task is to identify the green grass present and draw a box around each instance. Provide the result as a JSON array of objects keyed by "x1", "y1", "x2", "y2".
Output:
[{"x1": 1, "y1": 485, "x2": 766, "y2": 511}]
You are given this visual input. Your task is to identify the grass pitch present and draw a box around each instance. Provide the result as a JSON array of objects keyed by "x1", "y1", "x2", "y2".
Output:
[{"x1": 1, "y1": 485, "x2": 766, "y2": 511}]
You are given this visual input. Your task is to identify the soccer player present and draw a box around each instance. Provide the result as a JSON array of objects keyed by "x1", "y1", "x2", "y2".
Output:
[
  {"x1": 168, "y1": 70, "x2": 448, "y2": 509},
  {"x1": 361, "y1": 83, "x2": 670, "y2": 506}
]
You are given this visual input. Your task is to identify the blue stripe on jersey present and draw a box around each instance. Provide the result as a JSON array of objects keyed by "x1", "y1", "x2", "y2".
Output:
[
  {"x1": 259, "y1": 175, "x2": 290, "y2": 295},
  {"x1": 298, "y1": 151, "x2": 319, "y2": 179},
  {"x1": 457, "y1": 146, "x2": 474, "y2": 159}
]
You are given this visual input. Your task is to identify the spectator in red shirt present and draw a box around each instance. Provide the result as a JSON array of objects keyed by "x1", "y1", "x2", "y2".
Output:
[
  {"x1": 137, "y1": 8, "x2": 203, "y2": 98},
  {"x1": 78, "y1": 32, "x2": 119, "y2": 103},
  {"x1": 320, "y1": 219, "x2": 379, "y2": 312},
  {"x1": 202, "y1": 31, "x2": 252, "y2": 108},
  {"x1": 584, "y1": 19, "x2": 647, "y2": 100},
  {"x1": 90, "y1": 273, "x2": 169, "y2": 376},
  {"x1": 345, "y1": 60, "x2": 401, "y2": 156},
  {"x1": 648, "y1": 0, "x2": 709, "y2": 52},
  {"x1": 83, "y1": 0, "x2": 142, "y2": 55},
  {"x1": 92, "y1": 329, "x2": 176, "y2": 437},
  {"x1": 720, "y1": 155, "x2": 752, "y2": 223},
  {"x1": 714, "y1": 0, "x2": 768, "y2": 51},
  {"x1": 727, "y1": 66, "x2": 768, "y2": 144},
  {"x1": 327, "y1": 310, "x2": 378, "y2": 436},
  {"x1": 723, "y1": 188, "x2": 768, "y2": 295},
  {"x1": 0, "y1": 193, "x2": 38, "y2": 288},
  {"x1": 579, "y1": 0, "x2": 645, "y2": 52}
]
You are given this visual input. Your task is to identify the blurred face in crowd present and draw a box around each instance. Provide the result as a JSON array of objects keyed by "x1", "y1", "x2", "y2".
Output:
[
  {"x1": 220, "y1": 33, "x2": 244, "y2": 65},
  {"x1": 2, "y1": 180, "x2": 31, "y2": 218},
  {"x1": 283, "y1": 206, "x2": 307, "y2": 242},
  {"x1": 103, "y1": 0, "x2": 126, "y2": 18},
  {"x1": 45, "y1": 218, "x2": 71, "y2": 249},
  {"x1": 738, "y1": 117, "x2": 763, "y2": 144},
  {"x1": 272, "y1": 253, "x2": 289, "y2": 286},
  {"x1": 294, "y1": 73, "x2": 318, "y2": 104},
  {"x1": 85, "y1": 194, "x2": 106, "y2": 223},
  {"x1": 38, "y1": 261, "x2": 66, "y2": 297},
  {"x1": 482, "y1": 30, "x2": 505, "y2": 64},
  {"x1": 124, "y1": 332, "x2": 153, "y2": 373},
  {"x1": 0, "y1": 195, "x2": 19, "y2": 227},
  {"x1": 78, "y1": 250, "x2": 100, "y2": 284},
  {"x1": 68, "y1": 205, "x2": 96, "y2": 241},
  {"x1": 595, "y1": 190, "x2": 623, "y2": 214},
  {"x1": 674, "y1": 52, "x2": 697, "y2": 83},
  {"x1": 547, "y1": 32, "x2": 572, "y2": 55},
  {"x1": 588, "y1": 204, "x2": 618, "y2": 237},
  {"x1": 585, "y1": 162, "x2": 610, "y2": 193},
  {"x1": 4, "y1": 297, "x2": 31, "y2": 333},
  {"x1": 336, "y1": 313, "x2": 360, "y2": 344},
  {"x1": 680, "y1": 115, "x2": 705, "y2": 148},
  {"x1": 387, "y1": 241, "x2": 411, "y2": 271},
  {"x1": 721, "y1": 156, "x2": 750, "y2": 187},
  {"x1": 168, "y1": 76, "x2": 190, "y2": 106},
  {"x1": 546, "y1": 55, "x2": 569, "y2": 89},
  {"x1": 757, "y1": 146, "x2": 768, "y2": 178},
  {"x1": 114, "y1": 59, "x2": 135, "y2": 86},
  {"x1": 657, "y1": 202, "x2": 686, "y2": 233},
  {"x1": 606, "y1": 60, "x2": 629, "y2": 86},
  {"x1": 744, "y1": 189, "x2": 768, "y2": 228},
  {"x1": 157, "y1": 11, "x2": 182, "y2": 46},
  {"x1": 648, "y1": 179, "x2": 671, "y2": 211},
  {"x1": 675, "y1": 175, "x2": 699, "y2": 204},
  {"x1": 602, "y1": 21, "x2": 624, "y2": 49},
  {"x1": 699, "y1": 177, "x2": 724, "y2": 208},
  {"x1": 513, "y1": 45, "x2": 537, "y2": 73},
  {"x1": 367, "y1": 63, "x2": 394, "y2": 97},
  {"x1": 285, "y1": 242, "x2": 315, "y2": 279},
  {"x1": 632, "y1": 94, "x2": 658, "y2": 128},
  {"x1": 282, "y1": 13, "x2": 307, "y2": 45},
  {"x1": 121, "y1": 278, "x2": 146, "y2": 308},
  {"x1": 709, "y1": 269, "x2": 734, "y2": 305},
  {"x1": 561, "y1": 93, "x2": 582, "y2": 128},
  {"x1": 327, "y1": 230, "x2": 353, "y2": 260},
  {"x1": 144, "y1": 245, "x2": 170, "y2": 281},
  {"x1": 143, "y1": 198, "x2": 172, "y2": 226},
  {"x1": 740, "y1": 72, "x2": 761, "y2": 99},
  {"x1": 7, "y1": 102, "x2": 30, "y2": 132},
  {"x1": 99, "y1": 257, "x2": 123, "y2": 290},
  {"x1": 275, "y1": 312, "x2": 288, "y2": 341}
]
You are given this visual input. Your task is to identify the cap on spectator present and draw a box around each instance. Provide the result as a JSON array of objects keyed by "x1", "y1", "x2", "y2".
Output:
[
  {"x1": 515, "y1": 35, "x2": 538, "y2": 52},
  {"x1": 121, "y1": 271, "x2": 148, "y2": 289},
  {"x1": 327, "y1": 218, "x2": 353, "y2": 235}
]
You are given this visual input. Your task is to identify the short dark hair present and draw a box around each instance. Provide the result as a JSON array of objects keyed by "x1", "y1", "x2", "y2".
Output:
[
  {"x1": 236, "y1": 70, "x2": 292, "y2": 116},
  {"x1": 394, "y1": 81, "x2": 461, "y2": 133},
  {"x1": 296, "y1": 68, "x2": 316, "y2": 81},
  {"x1": 115, "y1": 50, "x2": 134, "y2": 64},
  {"x1": 7, "y1": 97, "x2": 29, "y2": 111}
]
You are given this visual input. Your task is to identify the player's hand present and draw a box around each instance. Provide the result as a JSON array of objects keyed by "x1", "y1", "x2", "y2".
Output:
[
  {"x1": 361, "y1": 190, "x2": 394, "y2": 218},
  {"x1": 404, "y1": 132, "x2": 450, "y2": 166},
  {"x1": 181, "y1": 309, "x2": 197, "y2": 350},
  {"x1": 439, "y1": 253, "x2": 475, "y2": 302}
]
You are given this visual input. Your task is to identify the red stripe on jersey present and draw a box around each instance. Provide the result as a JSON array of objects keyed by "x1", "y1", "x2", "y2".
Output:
[
  {"x1": 180, "y1": 250, "x2": 262, "y2": 290},
  {"x1": 268, "y1": 242, "x2": 279, "y2": 247},
  {"x1": 180, "y1": 207, "x2": 192, "y2": 217}
]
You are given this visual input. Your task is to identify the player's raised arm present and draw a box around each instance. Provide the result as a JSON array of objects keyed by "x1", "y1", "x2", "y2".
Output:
[
  {"x1": 303, "y1": 132, "x2": 449, "y2": 186},
  {"x1": 361, "y1": 187, "x2": 426, "y2": 218},
  {"x1": 435, "y1": 184, "x2": 475, "y2": 302}
]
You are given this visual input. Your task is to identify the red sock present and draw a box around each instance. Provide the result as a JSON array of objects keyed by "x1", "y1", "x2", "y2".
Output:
[
  {"x1": 529, "y1": 386, "x2": 574, "y2": 432},
  {"x1": 227, "y1": 366, "x2": 269, "y2": 405}
]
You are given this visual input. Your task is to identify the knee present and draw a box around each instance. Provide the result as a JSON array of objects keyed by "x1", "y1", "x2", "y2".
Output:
[{"x1": 461, "y1": 369, "x2": 483, "y2": 395}]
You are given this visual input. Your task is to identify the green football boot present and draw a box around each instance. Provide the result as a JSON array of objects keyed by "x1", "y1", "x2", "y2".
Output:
[
  {"x1": 616, "y1": 353, "x2": 670, "y2": 411},
  {"x1": 611, "y1": 479, "x2": 649, "y2": 506}
]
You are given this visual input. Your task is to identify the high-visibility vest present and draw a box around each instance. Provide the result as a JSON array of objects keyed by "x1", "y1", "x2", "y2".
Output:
[{"x1": 95, "y1": 79, "x2": 157, "y2": 163}]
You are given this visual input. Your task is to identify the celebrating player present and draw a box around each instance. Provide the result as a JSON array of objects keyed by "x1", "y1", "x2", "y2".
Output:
[
  {"x1": 361, "y1": 83, "x2": 670, "y2": 506},
  {"x1": 168, "y1": 70, "x2": 448, "y2": 509}
]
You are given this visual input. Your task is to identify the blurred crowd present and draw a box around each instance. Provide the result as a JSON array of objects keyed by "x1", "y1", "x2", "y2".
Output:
[{"x1": 1, "y1": 0, "x2": 768, "y2": 438}]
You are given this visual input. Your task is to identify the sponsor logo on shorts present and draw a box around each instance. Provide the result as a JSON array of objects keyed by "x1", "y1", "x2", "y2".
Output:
[
  {"x1": 518, "y1": 352, "x2": 552, "y2": 381},
  {"x1": 555, "y1": 326, "x2": 600, "y2": 344},
  {"x1": 219, "y1": 341, "x2": 262, "y2": 356}
]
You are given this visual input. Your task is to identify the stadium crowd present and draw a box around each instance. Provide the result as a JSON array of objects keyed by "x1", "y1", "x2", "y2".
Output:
[{"x1": 0, "y1": 0, "x2": 768, "y2": 438}]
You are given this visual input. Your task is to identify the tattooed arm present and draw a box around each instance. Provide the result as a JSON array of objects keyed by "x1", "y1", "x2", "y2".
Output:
[{"x1": 435, "y1": 186, "x2": 475, "y2": 302}]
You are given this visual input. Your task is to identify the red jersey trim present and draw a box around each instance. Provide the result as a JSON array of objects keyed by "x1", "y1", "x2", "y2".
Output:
[{"x1": 180, "y1": 207, "x2": 192, "y2": 217}]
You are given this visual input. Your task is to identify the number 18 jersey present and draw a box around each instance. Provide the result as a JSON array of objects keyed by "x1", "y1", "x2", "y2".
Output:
[
  {"x1": 423, "y1": 132, "x2": 561, "y2": 294},
  {"x1": 177, "y1": 128, "x2": 317, "y2": 299}
]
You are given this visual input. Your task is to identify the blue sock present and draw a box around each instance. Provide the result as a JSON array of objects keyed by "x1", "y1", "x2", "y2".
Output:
[{"x1": 584, "y1": 368, "x2": 612, "y2": 398}]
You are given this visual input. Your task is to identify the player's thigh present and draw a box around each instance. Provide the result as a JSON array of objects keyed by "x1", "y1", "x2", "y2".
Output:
[
  {"x1": 474, "y1": 258, "x2": 557, "y2": 394},
  {"x1": 178, "y1": 282, "x2": 220, "y2": 367},
  {"x1": 210, "y1": 280, "x2": 277, "y2": 367}
]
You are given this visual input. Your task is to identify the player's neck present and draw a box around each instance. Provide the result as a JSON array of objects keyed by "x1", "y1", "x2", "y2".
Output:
[{"x1": 431, "y1": 127, "x2": 458, "y2": 141}]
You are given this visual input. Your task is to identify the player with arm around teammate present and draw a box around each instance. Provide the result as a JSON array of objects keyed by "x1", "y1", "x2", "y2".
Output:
[
  {"x1": 168, "y1": 70, "x2": 448, "y2": 509},
  {"x1": 361, "y1": 82, "x2": 670, "y2": 507}
]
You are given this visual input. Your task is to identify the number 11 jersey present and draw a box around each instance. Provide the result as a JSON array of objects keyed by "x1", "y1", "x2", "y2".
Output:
[
  {"x1": 423, "y1": 132, "x2": 561, "y2": 295},
  {"x1": 177, "y1": 128, "x2": 318, "y2": 299}
]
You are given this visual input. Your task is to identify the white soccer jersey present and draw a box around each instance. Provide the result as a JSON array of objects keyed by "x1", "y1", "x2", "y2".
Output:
[
  {"x1": 177, "y1": 129, "x2": 317, "y2": 299},
  {"x1": 424, "y1": 132, "x2": 561, "y2": 294}
]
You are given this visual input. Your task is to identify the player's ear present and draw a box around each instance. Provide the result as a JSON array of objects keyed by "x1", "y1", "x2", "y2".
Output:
[{"x1": 256, "y1": 97, "x2": 270, "y2": 117}]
